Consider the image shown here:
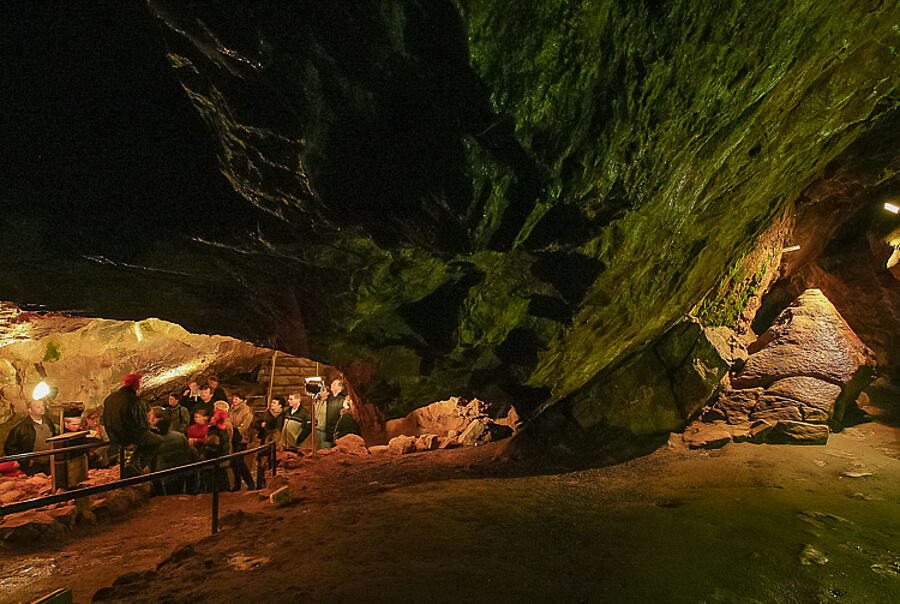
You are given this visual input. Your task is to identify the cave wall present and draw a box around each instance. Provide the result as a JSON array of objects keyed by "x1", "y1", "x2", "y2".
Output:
[{"x1": 4, "y1": 2, "x2": 900, "y2": 430}]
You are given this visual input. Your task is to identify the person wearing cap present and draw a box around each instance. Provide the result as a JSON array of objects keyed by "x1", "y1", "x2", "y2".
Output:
[{"x1": 102, "y1": 373, "x2": 161, "y2": 477}]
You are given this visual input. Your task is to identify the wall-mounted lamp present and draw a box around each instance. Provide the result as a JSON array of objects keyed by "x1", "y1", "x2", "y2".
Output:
[
  {"x1": 32, "y1": 381, "x2": 50, "y2": 400},
  {"x1": 782, "y1": 245, "x2": 801, "y2": 253},
  {"x1": 884, "y1": 202, "x2": 900, "y2": 214}
]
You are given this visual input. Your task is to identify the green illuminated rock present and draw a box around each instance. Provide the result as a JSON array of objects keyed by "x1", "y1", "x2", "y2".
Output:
[{"x1": 7, "y1": 2, "x2": 900, "y2": 440}]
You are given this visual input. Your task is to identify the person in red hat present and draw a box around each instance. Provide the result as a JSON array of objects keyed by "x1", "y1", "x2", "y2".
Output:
[{"x1": 102, "y1": 373, "x2": 161, "y2": 477}]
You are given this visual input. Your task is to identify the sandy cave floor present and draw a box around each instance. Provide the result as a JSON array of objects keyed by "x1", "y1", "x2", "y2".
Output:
[{"x1": 3, "y1": 424, "x2": 900, "y2": 603}]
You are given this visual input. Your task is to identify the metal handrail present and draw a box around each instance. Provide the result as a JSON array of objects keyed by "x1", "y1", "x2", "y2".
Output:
[
  {"x1": 0, "y1": 441, "x2": 278, "y2": 535},
  {"x1": 0, "y1": 440, "x2": 113, "y2": 463}
]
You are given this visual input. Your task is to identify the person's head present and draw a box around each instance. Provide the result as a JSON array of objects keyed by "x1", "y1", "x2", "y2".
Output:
[
  {"x1": 208, "y1": 376, "x2": 220, "y2": 389},
  {"x1": 199, "y1": 386, "x2": 213, "y2": 403},
  {"x1": 287, "y1": 393, "x2": 302, "y2": 409},
  {"x1": 193, "y1": 409, "x2": 209, "y2": 425},
  {"x1": 212, "y1": 408, "x2": 228, "y2": 428},
  {"x1": 27, "y1": 398, "x2": 45, "y2": 421},
  {"x1": 122, "y1": 373, "x2": 142, "y2": 393},
  {"x1": 63, "y1": 415, "x2": 82, "y2": 433},
  {"x1": 149, "y1": 406, "x2": 166, "y2": 426},
  {"x1": 188, "y1": 380, "x2": 200, "y2": 395},
  {"x1": 330, "y1": 379, "x2": 344, "y2": 396},
  {"x1": 168, "y1": 393, "x2": 180, "y2": 407},
  {"x1": 213, "y1": 401, "x2": 229, "y2": 414},
  {"x1": 83, "y1": 408, "x2": 101, "y2": 429},
  {"x1": 156, "y1": 415, "x2": 172, "y2": 436},
  {"x1": 232, "y1": 392, "x2": 246, "y2": 407},
  {"x1": 270, "y1": 396, "x2": 284, "y2": 415}
]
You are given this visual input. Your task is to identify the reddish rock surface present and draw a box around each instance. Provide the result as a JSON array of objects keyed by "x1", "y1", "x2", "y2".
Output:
[{"x1": 733, "y1": 289, "x2": 875, "y2": 389}]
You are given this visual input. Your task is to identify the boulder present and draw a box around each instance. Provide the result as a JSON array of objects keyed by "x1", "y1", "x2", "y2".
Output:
[
  {"x1": 416, "y1": 434, "x2": 440, "y2": 451},
  {"x1": 269, "y1": 486, "x2": 292, "y2": 506},
  {"x1": 732, "y1": 289, "x2": 875, "y2": 389},
  {"x1": 748, "y1": 419, "x2": 775, "y2": 443},
  {"x1": 335, "y1": 434, "x2": 369, "y2": 455},
  {"x1": 459, "y1": 419, "x2": 489, "y2": 447},
  {"x1": 713, "y1": 388, "x2": 761, "y2": 424},
  {"x1": 388, "y1": 435, "x2": 417, "y2": 455},
  {"x1": 683, "y1": 423, "x2": 732, "y2": 449},
  {"x1": 367, "y1": 445, "x2": 389, "y2": 455},
  {"x1": 768, "y1": 420, "x2": 829, "y2": 444},
  {"x1": 0, "y1": 511, "x2": 62, "y2": 542},
  {"x1": 764, "y1": 376, "x2": 842, "y2": 410}
]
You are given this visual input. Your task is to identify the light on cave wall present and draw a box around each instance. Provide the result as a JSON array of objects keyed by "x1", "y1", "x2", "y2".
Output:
[
  {"x1": 782, "y1": 245, "x2": 801, "y2": 253},
  {"x1": 884, "y1": 202, "x2": 900, "y2": 214},
  {"x1": 32, "y1": 381, "x2": 50, "y2": 400},
  {"x1": 141, "y1": 360, "x2": 204, "y2": 388},
  {"x1": 134, "y1": 323, "x2": 143, "y2": 342}
]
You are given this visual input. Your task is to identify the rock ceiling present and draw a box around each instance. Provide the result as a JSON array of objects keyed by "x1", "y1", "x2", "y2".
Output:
[{"x1": 3, "y1": 2, "x2": 900, "y2": 426}]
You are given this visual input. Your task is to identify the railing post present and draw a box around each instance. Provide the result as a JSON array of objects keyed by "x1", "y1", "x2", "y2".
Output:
[
  {"x1": 256, "y1": 450, "x2": 265, "y2": 490},
  {"x1": 211, "y1": 463, "x2": 220, "y2": 535},
  {"x1": 118, "y1": 447, "x2": 126, "y2": 479},
  {"x1": 270, "y1": 443, "x2": 277, "y2": 476}
]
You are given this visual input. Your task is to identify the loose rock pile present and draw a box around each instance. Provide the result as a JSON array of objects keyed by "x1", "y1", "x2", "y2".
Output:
[
  {"x1": 384, "y1": 397, "x2": 519, "y2": 455},
  {"x1": 0, "y1": 467, "x2": 149, "y2": 543},
  {"x1": 685, "y1": 289, "x2": 875, "y2": 449}
]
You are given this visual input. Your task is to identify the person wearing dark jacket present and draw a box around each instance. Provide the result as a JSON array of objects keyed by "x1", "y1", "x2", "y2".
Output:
[
  {"x1": 102, "y1": 373, "x2": 160, "y2": 476},
  {"x1": 3, "y1": 398, "x2": 58, "y2": 475},
  {"x1": 283, "y1": 393, "x2": 312, "y2": 449},
  {"x1": 207, "y1": 376, "x2": 228, "y2": 404},
  {"x1": 166, "y1": 393, "x2": 190, "y2": 434},
  {"x1": 314, "y1": 379, "x2": 349, "y2": 449},
  {"x1": 151, "y1": 415, "x2": 190, "y2": 495}
]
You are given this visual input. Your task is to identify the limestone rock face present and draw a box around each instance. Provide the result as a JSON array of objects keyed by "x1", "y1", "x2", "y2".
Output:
[
  {"x1": 0, "y1": 303, "x2": 275, "y2": 416},
  {"x1": 571, "y1": 319, "x2": 731, "y2": 436},
  {"x1": 733, "y1": 290, "x2": 875, "y2": 389},
  {"x1": 6, "y1": 3, "x2": 900, "y2": 443}
]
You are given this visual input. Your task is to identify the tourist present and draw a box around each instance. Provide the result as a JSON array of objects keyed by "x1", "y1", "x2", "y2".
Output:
[
  {"x1": 314, "y1": 379, "x2": 348, "y2": 449},
  {"x1": 229, "y1": 392, "x2": 255, "y2": 491},
  {"x1": 283, "y1": 393, "x2": 312, "y2": 450},
  {"x1": 4, "y1": 398, "x2": 58, "y2": 475},
  {"x1": 259, "y1": 396, "x2": 285, "y2": 445},
  {"x1": 151, "y1": 415, "x2": 190, "y2": 495},
  {"x1": 166, "y1": 392, "x2": 190, "y2": 434},
  {"x1": 0, "y1": 460, "x2": 24, "y2": 478},
  {"x1": 62, "y1": 411, "x2": 83, "y2": 433},
  {"x1": 202, "y1": 409, "x2": 231, "y2": 492},
  {"x1": 103, "y1": 373, "x2": 161, "y2": 477},
  {"x1": 196, "y1": 385, "x2": 216, "y2": 420},
  {"x1": 148, "y1": 406, "x2": 166, "y2": 434},
  {"x1": 82, "y1": 408, "x2": 112, "y2": 468},
  {"x1": 187, "y1": 409, "x2": 210, "y2": 451},
  {"x1": 207, "y1": 376, "x2": 228, "y2": 403},
  {"x1": 181, "y1": 380, "x2": 201, "y2": 415}
]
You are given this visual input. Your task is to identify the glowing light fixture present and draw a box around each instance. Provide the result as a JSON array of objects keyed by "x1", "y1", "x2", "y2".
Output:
[
  {"x1": 884, "y1": 202, "x2": 900, "y2": 214},
  {"x1": 782, "y1": 245, "x2": 801, "y2": 253},
  {"x1": 32, "y1": 381, "x2": 50, "y2": 400}
]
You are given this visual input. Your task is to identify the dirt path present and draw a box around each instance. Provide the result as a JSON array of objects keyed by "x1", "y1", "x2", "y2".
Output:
[{"x1": 4, "y1": 423, "x2": 900, "y2": 603}]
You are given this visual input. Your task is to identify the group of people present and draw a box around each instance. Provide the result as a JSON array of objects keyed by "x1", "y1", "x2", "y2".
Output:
[{"x1": 1, "y1": 372, "x2": 361, "y2": 495}]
